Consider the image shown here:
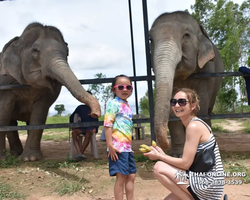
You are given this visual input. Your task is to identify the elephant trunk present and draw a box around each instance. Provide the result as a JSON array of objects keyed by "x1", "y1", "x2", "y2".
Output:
[
  {"x1": 154, "y1": 40, "x2": 182, "y2": 150},
  {"x1": 49, "y1": 59, "x2": 101, "y2": 118}
]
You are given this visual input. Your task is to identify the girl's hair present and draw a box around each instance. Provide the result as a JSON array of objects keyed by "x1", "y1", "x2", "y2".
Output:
[
  {"x1": 173, "y1": 88, "x2": 200, "y2": 115},
  {"x1": 111, "y1": 74, "x2": 132, "y2": 98}
]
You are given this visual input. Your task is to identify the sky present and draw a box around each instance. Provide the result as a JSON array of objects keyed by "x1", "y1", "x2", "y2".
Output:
[{"x1": 0, "y1": 0, "x2": 244, "y2": 116}]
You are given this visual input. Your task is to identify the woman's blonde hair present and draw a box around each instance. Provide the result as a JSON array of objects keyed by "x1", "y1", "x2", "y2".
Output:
[{"x1": 173, "y1": 88, "x2": 200, "y2": 115}]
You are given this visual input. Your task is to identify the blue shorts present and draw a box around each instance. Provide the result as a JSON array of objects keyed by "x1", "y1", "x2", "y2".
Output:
[{"x1": 108, "y1": 152, "x2": 137, "y2": 176}]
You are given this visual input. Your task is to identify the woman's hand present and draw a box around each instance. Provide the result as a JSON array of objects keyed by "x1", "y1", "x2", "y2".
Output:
[
  {"x1": 143, "y1": 145, "x2": 165, "y2": 160},
  {"x1": 155, "y1": 146, "x2": 165, "y2": 155},
  {"x1": 108, "y1": 145, "x2": 121, "y2": 161}
]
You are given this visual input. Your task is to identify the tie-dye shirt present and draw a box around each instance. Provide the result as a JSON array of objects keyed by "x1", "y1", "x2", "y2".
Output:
[{"x1": 104, "y1": 96, "x2": 133, "y2": 152}]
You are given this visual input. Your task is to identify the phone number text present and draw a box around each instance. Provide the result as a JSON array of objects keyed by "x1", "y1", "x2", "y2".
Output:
[{"x1": 196, "y1": 179, "x2": 243, "y2": 185}]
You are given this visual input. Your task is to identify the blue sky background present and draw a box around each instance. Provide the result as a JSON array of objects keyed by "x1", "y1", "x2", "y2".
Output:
[{"x1": 0, "y1": 0, "x2": 244, "y2": 116}]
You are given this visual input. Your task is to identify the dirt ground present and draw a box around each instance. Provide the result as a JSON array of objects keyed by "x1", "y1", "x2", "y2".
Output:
[{"x1": 1, "y1": 119, "x2": 250, "y2": 200}]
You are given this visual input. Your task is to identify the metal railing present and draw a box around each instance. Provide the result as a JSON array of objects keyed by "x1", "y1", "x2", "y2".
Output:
[{"x1": 0, "y1": 71, "x2": 250, "y2": 132}]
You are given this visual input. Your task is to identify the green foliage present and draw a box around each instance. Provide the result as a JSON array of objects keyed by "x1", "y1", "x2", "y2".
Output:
[
  {"x1": 54, "y1": 104, "x2": 65, "y2": 116},
  {"x1": 88, "y1": 73, "x2": 105, "y2": 101},
  {"x1": 0, "y1": 150, "x2": 22, "y2": 168},
  {"x1": 248, "y1": 49, "x2": 250, "y2": 67},
  {"x1": 191, "y1": 0, "x2": 250, "y2": 113},
  {"x1": 190, "y1": 0, "x2": 214, "y2": 24},
  {"x1": 134, "y1": 154, "x2": 151, "y2": 162},
  {"x1": 139, "y1": 82, "x2": 156, "y2": 115},
  {"x1": 88, "y1": 73, "x2": 113, "y2": 113},
  {"x1": 0, "y1": 183, "x2": 25, "y2": 200},
  {"x1": 211, "y1": 124, "x2": 226, "y2": 132},
  {"x1": 242, "y1": 119, "x2": 250, "y2": 133}
]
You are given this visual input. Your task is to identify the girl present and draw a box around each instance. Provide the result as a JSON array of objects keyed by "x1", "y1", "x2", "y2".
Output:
[
  {"x1": 144, "y1": 88, "x2": 224, "y2": 200},
  {"x1": 104, "y1": 74, "x2": 137, "y2": 200}
]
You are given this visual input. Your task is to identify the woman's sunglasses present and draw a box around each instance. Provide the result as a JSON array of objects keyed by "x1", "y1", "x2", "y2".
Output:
[
  {"x1": 170, "y1": 98, "x2": 189, "y2": 106},
  {"x1": 113, "y1": 85, "x2": 133, "y2": 91}
]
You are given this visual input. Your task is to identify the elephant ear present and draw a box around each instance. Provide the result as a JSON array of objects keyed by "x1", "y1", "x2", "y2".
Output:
[
  {"x1": 0, "y1": 36, "x2": 27, "y2": 84},
  {"x1": 198, "y1": 25, "x2": 215, "y2": 69}
]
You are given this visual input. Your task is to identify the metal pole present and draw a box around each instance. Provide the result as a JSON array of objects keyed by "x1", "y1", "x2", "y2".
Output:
[
  {"x1": 128, "y1": 0, "x2": 139, "y2": 115},
  {"x1": 142, "y1": 0, "x2": 155, "y2": 141}
]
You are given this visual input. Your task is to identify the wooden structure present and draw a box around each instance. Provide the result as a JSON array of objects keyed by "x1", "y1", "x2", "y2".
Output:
[{"x1": 132, "y1": 114, "x2": 146, "y2": 140}]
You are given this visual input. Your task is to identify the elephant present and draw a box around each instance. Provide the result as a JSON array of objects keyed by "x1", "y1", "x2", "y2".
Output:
[
  {"x1": 149, "y1": 11, "x2": 224, "y2": 156},
  {"x1": 0, "y1": 22, "x2": 101, "y2": 161}
]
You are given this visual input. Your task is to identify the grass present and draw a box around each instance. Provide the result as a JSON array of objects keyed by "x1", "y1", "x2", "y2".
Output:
[
  {"x1": 0, "y1": 183, "x2": 25, "y2": 200},
  {"x1": 242, "y1": 119, "x2": 250, "y2": 133},
  {"x1": 221, "y1": 152, "x2": 250, "y2": 184},
  {"x1": 54, "y1": 179, "x2": 84, "y2": 196},
  {"x1": 42, "y1": 130, "x2": 69, "y2": 141},
  {"x1": 0, "y1": 150, "x2": 22, "y2": 168},
  {"x1": 211, "y1": 124, "x2": 226, "y2": 132}
]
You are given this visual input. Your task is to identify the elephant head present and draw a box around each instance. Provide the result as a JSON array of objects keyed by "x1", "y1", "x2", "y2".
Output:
[
  {"x1": 149, "y1": 11, "x2": 217, "y2": 150},
  {"x1": 0, "y1": 22, "x2": 101, "y2": 118}
]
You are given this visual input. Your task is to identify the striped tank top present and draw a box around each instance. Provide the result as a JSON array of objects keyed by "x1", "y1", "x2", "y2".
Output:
[{"x1": 187, "y1": 117, "x2": 224, "y2": 200}]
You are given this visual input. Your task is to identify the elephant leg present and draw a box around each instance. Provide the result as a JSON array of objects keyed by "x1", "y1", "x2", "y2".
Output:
[
  {"x1": 0, "y1": 100, "x2": 14, "y2": 160},
  {"x1": 0, "y1": 132, "x2": 7, "y2": 160},
  {"x1": 168, "y1": 120, "x2": 185, "y2": 157},
  {"x1": 7, "y1": 120, "x2": 23, "y2": 156},
  {"x1": 20, "y1": 101, "x2": 50, "y2": 161},
  {"x1": 20, "y1": 128, "x2": 44, "y2": 161}
]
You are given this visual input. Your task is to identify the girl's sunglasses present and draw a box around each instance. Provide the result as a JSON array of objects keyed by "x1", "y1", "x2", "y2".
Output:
[
  {"x1": 170, "y1": 98, "x2": 189, "y2": 106},
  {"x1": 113, "y1": 85, "x2": 133, "y2": 91}
]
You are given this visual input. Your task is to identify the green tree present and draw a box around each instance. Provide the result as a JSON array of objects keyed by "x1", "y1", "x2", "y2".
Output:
[
  {"x1": 248, "y1": 49, "x2": 250, "y2": 67},
  {"x1": 191, "y1": 0, "x2": 250, "y2": 113},
  {"x1": 88, "y1": 73, "x2": 113, "y2": 113},
  {"x1": 190, "y1": 0, "x2": 214, "y2": 24},
  {"x1": 54, "y1": 104, "x2": 65, "y2": 116},
  {"x1": 139, "y1": 82, "x2": 156, "y2": 115},
  {"x1": 102, "y1": 85, "x2": 112, "y2": 113}
]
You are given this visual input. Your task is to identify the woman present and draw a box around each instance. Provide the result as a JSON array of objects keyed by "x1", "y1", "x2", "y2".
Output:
[{"x1": 144, "y1": 88, "x2": 224, "y2": 200}]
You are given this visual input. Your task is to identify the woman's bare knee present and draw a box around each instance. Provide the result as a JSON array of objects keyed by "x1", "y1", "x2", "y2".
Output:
[
  {"x1": 153, "y1": 161, "x2": 161, "y2": 177},
  {"x1": 153, "y1": 161, "x2": 171, "y2": 178}
]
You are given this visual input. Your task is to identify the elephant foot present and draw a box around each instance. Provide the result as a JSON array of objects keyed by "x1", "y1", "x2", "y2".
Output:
[
  {"x1": 10, "y1": 146, "x2": 23, "y2": 157},
  {"x1": 19, "y1": 149, "x2": 43, "y2": 161}
]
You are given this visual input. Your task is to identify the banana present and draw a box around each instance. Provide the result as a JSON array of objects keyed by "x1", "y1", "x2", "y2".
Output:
[
  {"x1": 152, "y1": 140, "x2": 157, "y2": 147},
  {"x1": 140, "y1": 144, "x2": 149, "y2": 149},
  {"x1": 140, "y1": 144, "x2": 151, "y2": 152},
  {"x1": 139, "y1": 148, "x2": 148, "y2": 153},
  {"x1": 139, "y1": 144, "x2": 151, "y2": 153}
]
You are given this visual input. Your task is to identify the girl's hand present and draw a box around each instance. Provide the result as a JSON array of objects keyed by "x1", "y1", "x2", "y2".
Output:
[{"x1": 108, "y1": 145, "x2": 121, "y2": 161}]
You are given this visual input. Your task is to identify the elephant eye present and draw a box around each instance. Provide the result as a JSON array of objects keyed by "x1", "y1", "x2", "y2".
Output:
[
  {"x1": 33, "y1": 48, "x2": 40, "y2": 53},
  {"x1": 183, "y1": 33, "x2": 190, "y2": 39},
  {"x1": 32, "y1": 48, "x2": 40, "y2": 58}
]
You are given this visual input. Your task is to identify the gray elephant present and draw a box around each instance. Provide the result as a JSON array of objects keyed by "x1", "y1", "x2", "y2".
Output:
[
  {"x1": 0, "y1": 22, "x2": 101, "y2": 161},
  {"x1": 149, "y1": 11, "x2": 224, "y2": 156}
]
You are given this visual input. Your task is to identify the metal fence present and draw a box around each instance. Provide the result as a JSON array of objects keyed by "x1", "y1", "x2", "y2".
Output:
[{"x1": 0, "y1": 71, "x2": 250, "y2": 134}]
